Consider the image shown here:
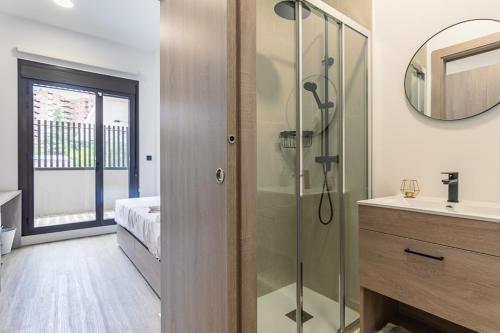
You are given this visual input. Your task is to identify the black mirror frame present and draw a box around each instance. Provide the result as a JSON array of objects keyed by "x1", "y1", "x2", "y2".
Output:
[{"x1": 404, "y1": 18, "x2": 500, "y2": 121}]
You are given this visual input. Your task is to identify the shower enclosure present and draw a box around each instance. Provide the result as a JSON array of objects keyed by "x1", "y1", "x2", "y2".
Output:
[{"x1": 256, "y1": 0, "x2": 370, "y2": 332}]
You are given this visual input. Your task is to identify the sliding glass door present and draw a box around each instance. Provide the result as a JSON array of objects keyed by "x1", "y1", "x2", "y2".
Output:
[
  {"x1": 256, "y1": 1, "x2": 369, "y2": 332},
  {"x1": 19, "y1": 60, "x2": 139, "y2": 235},
  {"x1": 33, "y1": 84, "x2": 98, "y2": 228},
  {"x1": 102, "y1": 95, "x2": 133, "y2": 223}
]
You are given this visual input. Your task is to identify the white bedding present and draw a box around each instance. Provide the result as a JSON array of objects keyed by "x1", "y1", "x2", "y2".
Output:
[{"x1": 115, "y1": 196, "x2": 161, "y2": 259}]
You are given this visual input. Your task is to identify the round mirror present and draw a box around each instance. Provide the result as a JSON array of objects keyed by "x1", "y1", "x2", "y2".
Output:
[{"x1": 404, "y1": 19, "x2": 500, "y2": 120}]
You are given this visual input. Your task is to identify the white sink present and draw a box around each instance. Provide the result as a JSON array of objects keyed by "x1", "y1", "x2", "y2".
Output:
[{"x1": 358, "y1": 196, "x2": 500, "y2": 223}]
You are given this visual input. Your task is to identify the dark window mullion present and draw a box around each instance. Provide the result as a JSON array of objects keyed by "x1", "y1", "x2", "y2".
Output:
[{"x1": 95, "y1": 93, "x2": 104, "y2": 225}]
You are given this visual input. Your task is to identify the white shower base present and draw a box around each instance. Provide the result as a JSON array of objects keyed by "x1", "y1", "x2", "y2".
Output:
[{"x1": 257, "y1": 284, "x2": 359, "y2": 333}]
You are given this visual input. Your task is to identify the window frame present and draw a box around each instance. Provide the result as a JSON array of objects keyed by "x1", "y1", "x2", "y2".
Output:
[{"x1": 18, "y1": 60, "x2": 140, "y2": 236}]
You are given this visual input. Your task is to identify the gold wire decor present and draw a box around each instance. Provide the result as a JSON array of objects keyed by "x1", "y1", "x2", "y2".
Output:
[{"x1": 400, "y1": 179, "x2": 420, "y2": 198}]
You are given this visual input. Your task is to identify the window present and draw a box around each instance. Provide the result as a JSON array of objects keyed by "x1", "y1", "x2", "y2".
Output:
[{"x1": 18, "y1": 60, "x2": 139, "y2": 235}]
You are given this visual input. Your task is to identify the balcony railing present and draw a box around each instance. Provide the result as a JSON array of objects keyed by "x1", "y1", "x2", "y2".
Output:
[{"x1": 34, "y1": 120, "x2": 129, "y2": 170}]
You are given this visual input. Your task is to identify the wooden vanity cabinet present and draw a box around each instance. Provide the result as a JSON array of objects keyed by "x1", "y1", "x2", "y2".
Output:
[{"x1": 359, "y1": 205, "x2": 500, "y2": 333}]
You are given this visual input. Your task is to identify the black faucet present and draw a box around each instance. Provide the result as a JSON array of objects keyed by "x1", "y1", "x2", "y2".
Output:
[{"x1": 441, "y1": 172, "x2": 459, "y2": 203}]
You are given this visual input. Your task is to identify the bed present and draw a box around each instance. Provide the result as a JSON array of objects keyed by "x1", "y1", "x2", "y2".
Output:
[{"x1": 115, "y1": 196, "x2": 161, "y2": 296}]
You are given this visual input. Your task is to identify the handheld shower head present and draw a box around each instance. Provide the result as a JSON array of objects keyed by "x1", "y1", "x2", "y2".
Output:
[
  {"x1": 303, "y1": 82, "x2": 317, "y2": 92},
  {"x1": 304, "y1": 81, "x2": 323, "y2": 108},
  {"x1": 303, "y1": 81, "x2": 335, "y2": 110}
]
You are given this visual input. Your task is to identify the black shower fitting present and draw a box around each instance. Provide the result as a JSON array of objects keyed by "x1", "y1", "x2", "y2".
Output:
[
  {"x1": 303, "y1": 82, "x2": 335, "y2": 110},
  {"x1": 303, "y1": 81, "x2": 337, "y2": 226}
]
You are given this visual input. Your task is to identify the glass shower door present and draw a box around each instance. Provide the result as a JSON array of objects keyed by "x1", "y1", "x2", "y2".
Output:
[
  {"x1": 256, "y1": 1, "x2": 369, "y2": 332},
  {"x1": 256, "y1": 0, "x2": 297, "y2": 331},
  {"x1": 343, "y1": 25, "x2": 369, "y2": 328},
  {"x1": 300, "y1": 6, "x2": 343, "y2": 332}
]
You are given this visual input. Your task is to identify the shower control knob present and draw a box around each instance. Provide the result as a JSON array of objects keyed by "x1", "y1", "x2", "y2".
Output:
[{"x1": 216, "y1": 168, "x2": 225, "y2": 184}]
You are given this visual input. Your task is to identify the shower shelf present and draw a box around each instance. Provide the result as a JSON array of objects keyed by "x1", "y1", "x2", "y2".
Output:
[{"x1": 279, "y1": 130, "x2": 313, "y2": 149}]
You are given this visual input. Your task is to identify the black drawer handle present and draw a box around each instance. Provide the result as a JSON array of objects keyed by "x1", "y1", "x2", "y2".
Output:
[{"x1": 404, "y1": 248, "x2": 444, "y2": 261}]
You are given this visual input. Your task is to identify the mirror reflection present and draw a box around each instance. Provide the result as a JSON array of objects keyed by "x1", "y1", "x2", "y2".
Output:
[{"x1": 405, "y1": 19, "x2": 500, "y2": 120}]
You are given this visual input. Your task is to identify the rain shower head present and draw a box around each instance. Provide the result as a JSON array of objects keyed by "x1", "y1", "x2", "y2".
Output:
[{"x1": 274, "y1": 1, "x2": 311, "y2": 20}]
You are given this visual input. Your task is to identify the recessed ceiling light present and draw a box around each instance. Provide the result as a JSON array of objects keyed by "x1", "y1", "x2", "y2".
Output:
[{"x1": 54, "y1": 0, "x2": 74, "y2": 8}]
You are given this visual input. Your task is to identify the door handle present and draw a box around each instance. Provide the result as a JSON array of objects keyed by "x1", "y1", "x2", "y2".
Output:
[
  {"x1": 404, "y1": 248, "x2": 444, "y2": 261},
  {"x1": 216, "y1": 168, "x2": 225, "y2": 184}
]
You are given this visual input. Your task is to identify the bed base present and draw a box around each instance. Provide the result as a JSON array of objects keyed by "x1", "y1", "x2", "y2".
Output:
[{"x1": 116, "y1": 224, "x2": 161, "y2": 296}]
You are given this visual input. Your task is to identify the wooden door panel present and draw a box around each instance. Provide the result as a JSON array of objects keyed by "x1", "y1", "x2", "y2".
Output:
[{"x1": 160, "y1": 0, "x2": 234, "y2": 332}]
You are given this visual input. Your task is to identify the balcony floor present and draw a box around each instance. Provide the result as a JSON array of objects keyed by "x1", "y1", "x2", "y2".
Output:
[{"x1": 35, "y1": 210, "x2": 115, "y2": 228}]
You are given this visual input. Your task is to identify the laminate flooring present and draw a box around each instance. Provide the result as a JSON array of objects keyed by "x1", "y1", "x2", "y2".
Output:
[{"x1": 0, "y1": 234, "x2": 160, "y2": 333}]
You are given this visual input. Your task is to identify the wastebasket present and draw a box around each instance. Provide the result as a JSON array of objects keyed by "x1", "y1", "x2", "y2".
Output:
[{"x1": 1, "y1": 227, "x2": 16, "y2": 254}]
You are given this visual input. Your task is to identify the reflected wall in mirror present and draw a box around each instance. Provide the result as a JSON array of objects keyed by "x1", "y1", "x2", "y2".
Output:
[{"x1": 405, "y1": 19, "x2": 500, "y2": 120}]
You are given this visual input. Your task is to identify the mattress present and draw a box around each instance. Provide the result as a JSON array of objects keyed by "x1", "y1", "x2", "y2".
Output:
[{"x1": 115, "y1": 196, "x2": 161, "y2": 259}]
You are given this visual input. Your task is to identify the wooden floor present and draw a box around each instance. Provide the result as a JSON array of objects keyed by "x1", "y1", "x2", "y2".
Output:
[{"x1": 0, "y1": 234, "x2": 160, "y2": 333}]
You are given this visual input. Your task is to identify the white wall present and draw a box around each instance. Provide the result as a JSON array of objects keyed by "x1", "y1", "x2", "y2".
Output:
[
  {"x1": 0, "y1": 12, "x2": 160, "y2": 196},
  {"x1": 373, "y1": 0, "x2": 500, "y2": 202}
]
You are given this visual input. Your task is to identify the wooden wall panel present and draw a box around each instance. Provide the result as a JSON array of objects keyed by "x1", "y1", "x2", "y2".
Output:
[{"x1": 239, "y1": 0, "x2": 257, "y2": 331}]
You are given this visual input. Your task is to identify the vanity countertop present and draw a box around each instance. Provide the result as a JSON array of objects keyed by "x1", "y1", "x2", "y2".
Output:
[{"x1": 358, "y1": 195, "x2": 500, "y2": 223}]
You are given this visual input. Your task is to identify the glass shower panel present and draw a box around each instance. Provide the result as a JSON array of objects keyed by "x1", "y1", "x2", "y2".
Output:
[
  {"x1": 344, "y1": 25, "x2": 369, "y2": 328},
  {"x1": 301, "y1": 7, "x2": 342, "y2": 332},
  {"x1": 256, "y1": 1, "x2": 369, "y2": 332},
  {"x1": 256, "y1": 0, "x2": 297, "y2": 331}
]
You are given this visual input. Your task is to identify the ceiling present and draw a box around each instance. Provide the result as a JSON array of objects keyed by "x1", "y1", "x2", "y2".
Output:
[{"x1": 0, "y1": 0, "x2": 160, "y2": 51}]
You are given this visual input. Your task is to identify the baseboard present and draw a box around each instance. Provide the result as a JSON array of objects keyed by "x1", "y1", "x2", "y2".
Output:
[{"x1": 21, "y1": 225, "x2": 117, "y2": 246}]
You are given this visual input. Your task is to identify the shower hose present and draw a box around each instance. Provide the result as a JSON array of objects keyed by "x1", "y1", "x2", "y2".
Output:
[{"x1": 318, "y1": 163, "x2": 334, "y2": 225}]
